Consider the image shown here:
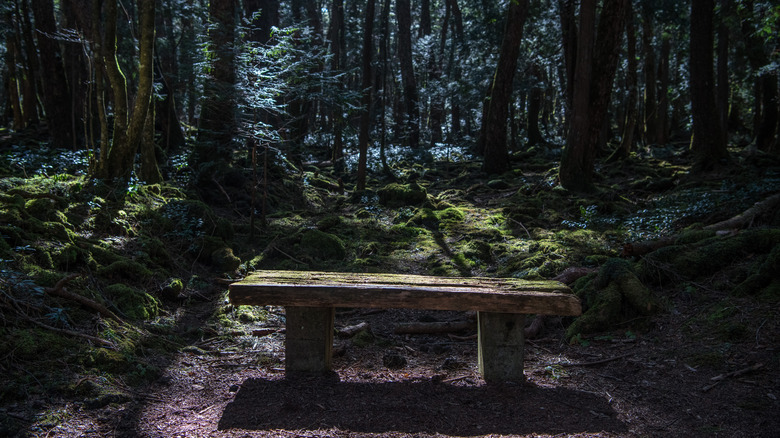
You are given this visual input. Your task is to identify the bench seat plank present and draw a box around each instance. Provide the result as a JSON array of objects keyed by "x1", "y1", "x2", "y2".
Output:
[{"x1": 229, "y1": 270, "x2": 581, "y2": 316}]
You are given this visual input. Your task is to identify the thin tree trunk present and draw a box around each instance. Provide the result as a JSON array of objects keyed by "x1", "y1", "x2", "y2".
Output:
[
  {"x1": 356, "y1": 0, "x2": 375, "y2": 191},
  {"x1": 656, "y1": 32, "x2": 671, "y2": 145},
  {"x1": 641, "y1": 4, "x2": 657, "y2": 145},
  {"x1": 609, "y1": 4, "x2": 638, "y2": 162},
  {"x1": 717, "y1": 0, "x2": 730, "y2": 147}
]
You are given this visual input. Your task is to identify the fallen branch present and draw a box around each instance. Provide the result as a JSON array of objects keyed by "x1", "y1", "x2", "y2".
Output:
[
  {"x1": 702, "y1": 363, "x2": 764, "y2": 392},
  {"x1": 45, "y1": 274, "x2": 124, "y2": 323},
  {"x1": 338, "y1": 321, "x2": 370, "y2": 338},
  {"x1": 554, "y1": 352, "x2": 634, "y2": 367},
  {"x1": 394, "y1": 320, "x2": 473, "y2": 335}
]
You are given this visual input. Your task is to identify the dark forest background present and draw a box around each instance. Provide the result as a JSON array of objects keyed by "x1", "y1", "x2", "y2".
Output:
[{"x1": 1, "y1": 1, "x2": 779, "y2": 436}]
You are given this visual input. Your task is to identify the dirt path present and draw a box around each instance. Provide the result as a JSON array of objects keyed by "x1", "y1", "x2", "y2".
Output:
[{"x1": 44, "y1": 299, "x2": 779, "y2": 438}]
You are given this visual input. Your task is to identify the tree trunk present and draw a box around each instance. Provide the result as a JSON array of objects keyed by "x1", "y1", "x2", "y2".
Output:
[
  {"x1": 98, "y1": 0, "x2": 129, "y2": 179},
  {"x1": 395, "y1": 0, "x2": 420, "y2": 149},
  {"x1": 558, "y1": 0, "x2": 577, "y2": 117},
  {"x1": 328, "y1": 0, "x2": 345, "y2": 165},
  {"x1": 31, "y1": 0, "x2": 74, "y2": 148},
  {"x1": 356, "y1": 0, "x2": 375, "y2": 191},
  {"x1": 527, "y1": 63, "x2": 545, "y2": 147},
  {"x1": 717, "y1": 0, "x2": 730, "y2": 147},
  {"x1": 737, "y1": 2, "x2": 777, "y2": 153},
  {"x1": 609, "y1": 5, "x2": 638, "y2": 162},
  {"x1": 480, "y1": 0, "x2": 529, "y2": 175},
  {"x1": 656, "y1": 32, "x2": 671, "y2": 145},
  {"x1": 689, "y1": 0, "x2": 728, "y2": 170},
  {"x1": 196, "y1": 0, "x2": 236, "y2": 166},
  {"x1": 641, "y1": 4, "x2": 657, "y2": 145},
  {"x1": 559, "y1": 0, "x2": 627, "y2": 192}
]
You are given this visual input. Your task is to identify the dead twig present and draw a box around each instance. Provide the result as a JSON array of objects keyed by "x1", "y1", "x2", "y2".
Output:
[
  {"x1": 554, "y1": 352, "x2": 634, "y2": 367},
  {"x1": 45, "y1": 274, "x2": 124, "y2": 323},
  {"x1": 702, "y1": 363, "x2": 764, "y2": 392}
]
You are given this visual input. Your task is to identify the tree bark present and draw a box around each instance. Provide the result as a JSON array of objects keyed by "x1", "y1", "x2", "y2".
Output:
[
  {"x1": 527, "y1": 63, "x2": 545, "y2": 146},
  {"x1": 559, "y1": 0, "x2": 627, "y2": 192},
  {"x1": 480, "y1": 0, "x2": 529, "y2": 174},
  {"x1": 689, "y1": 0, "x2": 728, "y2": 170},
  {"x1": 196, "y1": 0, "x2": 237, "y2": 167},
  {"x1": 641, "y1": 5, "x2": 657, "y2": 145},
  {"x1": 609, "y1": 5, "x2": 638, "y2": 162},
  {"x1": 395, "y1": 0, "x2": 420, "y2": 149},
  {"x1": 356, "y1": 0, "x2": 375, "y2": 191},
  {"x1": 31, "y1": 0, "x2": 74, "y2": 148},
  {"x1": 738, "y1": 1, "x2": 778, "y2": 153}
]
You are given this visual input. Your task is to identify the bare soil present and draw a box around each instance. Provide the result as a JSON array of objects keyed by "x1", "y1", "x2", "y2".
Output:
[{"x1": 30, "y1": 287, "x2": 780, "y2": 438}]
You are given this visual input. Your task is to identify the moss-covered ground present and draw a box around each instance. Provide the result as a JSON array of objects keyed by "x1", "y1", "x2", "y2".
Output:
[{"x1": 0, "y1": 142, "x2": 779, "y2": 435}]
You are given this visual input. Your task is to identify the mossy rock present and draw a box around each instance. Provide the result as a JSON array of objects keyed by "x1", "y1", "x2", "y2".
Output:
[
  {"x1": 160, "y1": 277, "x2": 184, "y2": 300},
  {"x1": 24, "y1": 198, "x2": 60, "y2": 222},
  {"x1": 106, "y1": 284, "x2": 160, "y2": 320},
  {"x1": 462, "y1": 240, "x2": 493, "y2": 263},
  {"x1": 378, "y1": 183, "x2": 428, "y2": 207},
  {"x1": 140, "y1": 236, "x2": 172, "y2": 267},
  {"x1": 300, "y1": 229, "x2": 346, "y2": 260},
  {"x1": 407, "y1": 208, "x2": 440, "y2": 229},
  {"x1": 437, "y1": 207, "x2": 465, "y2": 223},
  {"x1": 211, "y1": 247, "x2": 241, "y2": 272},
  {"x1": 566, "y1": 258, "x2": 659, "y2": 340},
  {"x1": 9, "y1": 328, "x2": 81, "y2": 361},
  {"x1": 317, "y1": 215, "x2": 343, "y2": 231},
  {"x1": 97, "y1": 259, "x2": 153, "y2": 281}
]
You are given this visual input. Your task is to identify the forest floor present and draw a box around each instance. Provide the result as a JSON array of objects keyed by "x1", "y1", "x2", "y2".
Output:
[{"x1": 1, "y1": 139, "x2": 779, "y2": 437}]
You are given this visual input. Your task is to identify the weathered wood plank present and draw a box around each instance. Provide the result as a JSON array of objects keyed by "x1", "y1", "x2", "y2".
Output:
[{"x1": 229, "y1": 270, "x2": 581, "y2": 316}]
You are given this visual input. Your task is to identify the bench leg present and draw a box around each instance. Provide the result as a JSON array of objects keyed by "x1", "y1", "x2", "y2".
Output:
[
  {"x1": 284, "y1": 306, "x2": 334, "y2": 375},
  {"x1": 477, "y1": 312, "x2": 526, "y2": 383}
]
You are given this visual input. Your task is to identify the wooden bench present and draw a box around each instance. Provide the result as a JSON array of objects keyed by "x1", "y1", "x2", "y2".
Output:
[{"x1": 229, "y1": 270, "x2": 581, "y2": 382}]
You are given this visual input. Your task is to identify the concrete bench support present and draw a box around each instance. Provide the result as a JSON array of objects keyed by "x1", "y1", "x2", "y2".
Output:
[
  {"x1": 477, "y1": 312, "x2": 526, "y2": 382},
  {"x1": 284, "y1": 306, "x2": 334, "y2": 374}
]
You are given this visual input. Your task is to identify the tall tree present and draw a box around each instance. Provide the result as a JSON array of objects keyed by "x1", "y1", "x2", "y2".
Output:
[
  {"x1": 689, "y1": 0, "x2": 728, "y2": 169},
  {"x1": 559, "y1": 0, "x2": 627, "y2": 192},
  {"x1": 479, "y1": 0, "x2": 529, "y2": 174},
  {"x1": 738, "y1": 1, "x2": 778, "y2": 153},
  {"x1": 94, "y1": 0, "x2": 156, "y2": 182},
  {"x1": 395, "y1": 0, "x2": 420, "y2": 149},
  {"x1": 609, "y1": 3, "x2": 639, "y2": 162},
  {"x1": 356, "y1": 0, "x2": 375, "y2": 191},
  {"x1": 31, "y1": 0, "x2": 74, "y2": 148},
  {"x1": 196, "y1": 0, "x2": 237, "y2": 167}
]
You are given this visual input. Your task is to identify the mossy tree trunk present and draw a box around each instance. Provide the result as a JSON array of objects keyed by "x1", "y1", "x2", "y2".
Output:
[{"x1": 94, "y1": 0, "x2": 156, "y2": 183}]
